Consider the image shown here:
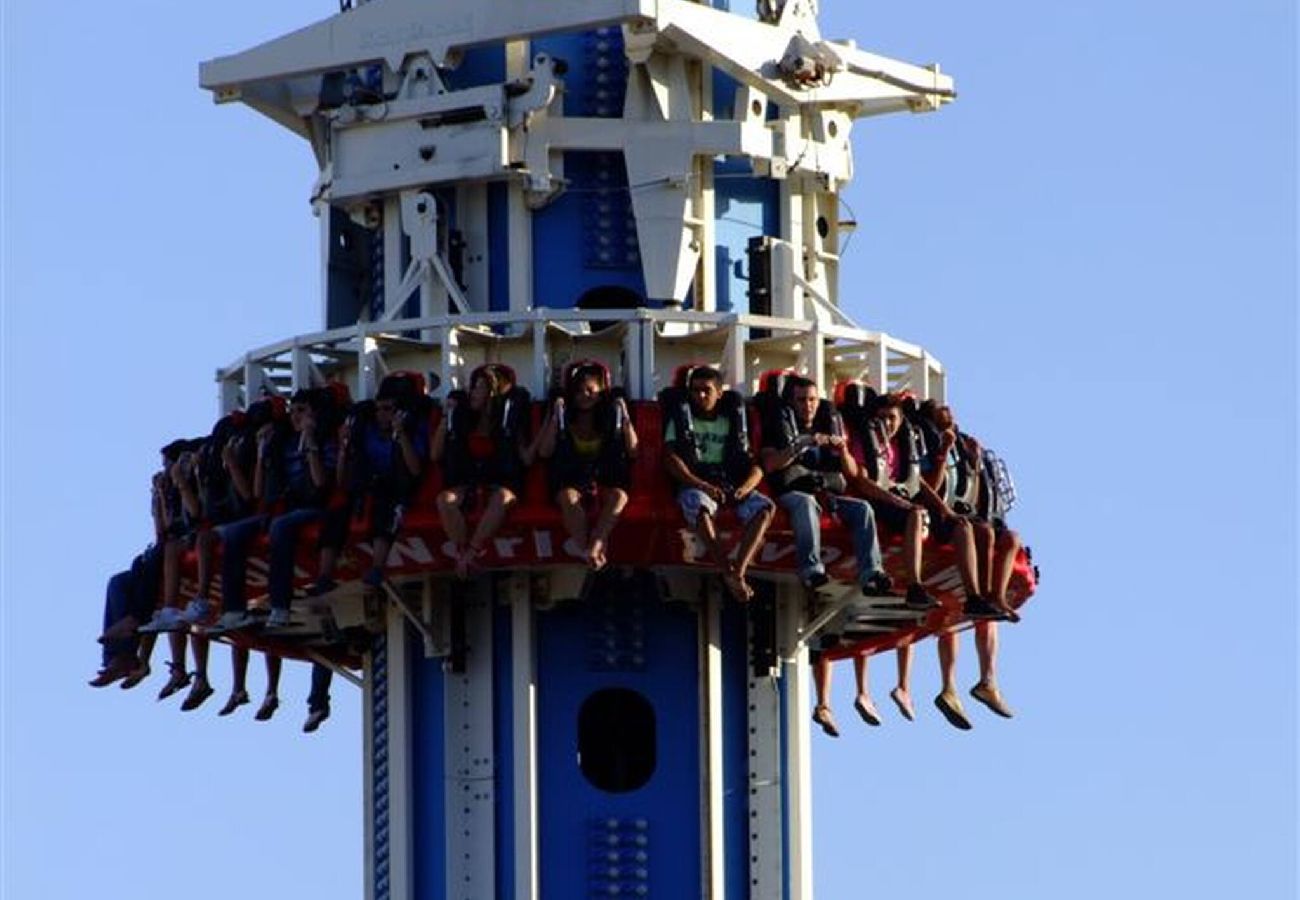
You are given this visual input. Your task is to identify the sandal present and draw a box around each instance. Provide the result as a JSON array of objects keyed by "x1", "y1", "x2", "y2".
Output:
[
  {"x1": 934, "y1": 691, "x2": 972, "y2": 731},
  {"x1": 992, "y1": 597, "x2": 1021, "y2": 624},
  {"x1": 180, "y1": 678, "x2": 215, "y2": 712},
  {"x1": 119, "y1": 661, "x2": 151, "y2": 690},
  {"x1": 889, "y1": 687, "x2": 915, "y2": 722},
  {"x1": 812, "y1": 705, "x2": 841, "y2": 738},
  {"x1": 970, "y1": 682, "x2": 1014, "y2": 719},
  {"x1": 218, "y1": 690, "x2": 250, "y2": 717},
  {"x1": 156, "y1": 663, "x2": 192, "y2": 701}
]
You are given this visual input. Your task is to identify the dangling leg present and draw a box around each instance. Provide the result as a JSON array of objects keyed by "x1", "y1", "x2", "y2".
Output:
[
  {"x1": 555, "y1": 486, "x2": 589, "y2": 562},
  {"x1": 891, "y1": 645, "x2": 915, "y2": 721},
  {"x1": 852, "y1": 653, "x2": 881, "y2": 726},
  {"x1": 991, "y1": 527, "x2": 1023, "y2": 621},
  {"x1": 436, "y1": 487, "x2": 470, "y2": 576},
  {"x1": 970, "y1": 622, "x2": 1013, "y2": 718},
  {"x1": 181, "y1": 633, "x2": 214, "y2": 711},
  {"x1": 588, "y1": 487, "x2": 628, "y2": 570},
  {"x1": 933, "y1": 631, "x2": 971, "y2": 730},
  {"x1": 811, "y1": 655, "x2": 839, "y2": 737},
  {"x1": 732, "y1": 496, "x2": 775, "y2": 601},
  {"x1": 467, "y1": 486, "x2": 516, "y2": 571},
  {"x1": 219, "y1": 645, "x2": 251, "y2": 716},
  {"x1": 255, "y1": 653, "x2": 282, "y2": 721}
]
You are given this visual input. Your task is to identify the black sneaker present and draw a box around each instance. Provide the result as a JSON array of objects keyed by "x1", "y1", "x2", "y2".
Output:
[
  {"x1": 963, "y1": 595, "x2": 1006, "y2": 620},
  {"x1": 804, "y1": 572, "x2": 831, "y2": 590},
  {"x1": 861, "y1": 572, "x2": 894, "y2": 597},
  {"x1": 905, "y1": 582, "x2": 938, "y2": 610}
]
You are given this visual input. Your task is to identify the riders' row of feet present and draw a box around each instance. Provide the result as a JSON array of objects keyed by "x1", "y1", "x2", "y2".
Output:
[{"x1": 91, "y1": 596, "x2": 334, "y2": 734}]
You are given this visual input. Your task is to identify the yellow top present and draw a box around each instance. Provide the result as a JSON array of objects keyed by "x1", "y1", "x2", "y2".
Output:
[{"x1": 571, "y1": 431, "x2": 604, "y2": 460}]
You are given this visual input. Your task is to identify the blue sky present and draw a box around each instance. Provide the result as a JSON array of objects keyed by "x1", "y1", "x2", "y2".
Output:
[{"x1": 2, "y1": 2, "x2": 1295, "y2": 899}]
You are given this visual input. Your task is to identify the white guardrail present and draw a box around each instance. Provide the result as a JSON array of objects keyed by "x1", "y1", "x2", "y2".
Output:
[{"x1": 217, "y1": 308, "x2": 944, "y2": 411}]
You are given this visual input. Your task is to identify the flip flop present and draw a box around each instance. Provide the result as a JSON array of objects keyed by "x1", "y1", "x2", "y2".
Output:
[
  {"x1": 854, "y1": 695, "x2": 882, "y2": 726},
  {"x1": 889, "y1": 687, "x2": 915, "y2": 721},
  {"x1": 934, "y1": 692, "x2": 972, "y2": 731},
  {"x1": 970, "y1": 683, "x2": 1014, "y2": 719}
]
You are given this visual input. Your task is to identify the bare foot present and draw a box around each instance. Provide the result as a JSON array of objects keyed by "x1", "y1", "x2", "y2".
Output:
[
  {"x1": 587, "y1": 539, "x2": 607, "y2": 571},
  {"x1": 723, "y1": 570, "x2": 752, "y2": 603},
  {"x1": 889, "y1": 687, "x2": 915, "y2": 721}
]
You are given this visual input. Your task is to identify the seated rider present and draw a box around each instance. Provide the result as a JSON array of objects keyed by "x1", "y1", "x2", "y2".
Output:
[
  {"x1": 341, "y1": 372, "x2": 430, "y2": 588},
  {"x1": 847, "y1": 390, "x2": 999, "y2": 617},
  {"x1": 899, "y1": 401, "x2": 1023, "y2": 727},
  {"x1": 137, "y1": 439, "x2": 213, "y2": 705},
  {"x1": 210, "y1": 390, "x2": 339, "y2": 631},
  {"x1": 662, "y1": 365, "x2": 773, "y2": 601},
  {"x1": 431, "y1": 365, "x2": 531, "y2": 579},
  {"x1": 535, "y1": 360, "x2": 638, "y2": 571},
  {"x1": 90, "y1": 467, "x2": 169, "y2": 688},
  {"x1": 760, "y1": 375, "x2": 891, "y2": 595},
  {"x1": 759, "y1": 375, "x2": 894, "y2": 739}
]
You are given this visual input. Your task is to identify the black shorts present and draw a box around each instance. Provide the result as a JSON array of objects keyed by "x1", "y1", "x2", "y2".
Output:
[{"x1": 867, "y1": 498, "x2": 913, "y2": 535}]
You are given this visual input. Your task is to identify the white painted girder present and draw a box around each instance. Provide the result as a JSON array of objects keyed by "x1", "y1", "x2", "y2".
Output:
[{"x1": 200, "y1": 0, "x2": 655, "y2": 98}]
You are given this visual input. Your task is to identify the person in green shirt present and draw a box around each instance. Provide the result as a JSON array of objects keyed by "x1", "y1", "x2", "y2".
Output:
[{"x1": 663, "y1": 367, "x2": 773, "y2": 602}]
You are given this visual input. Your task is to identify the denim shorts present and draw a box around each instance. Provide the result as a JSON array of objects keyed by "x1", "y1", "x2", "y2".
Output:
[{"x1": 677, "y1": 487, "x2": 774, "y2": 528}]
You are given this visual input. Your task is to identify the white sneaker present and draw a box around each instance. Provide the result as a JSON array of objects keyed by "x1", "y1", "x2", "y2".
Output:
[
  {"x1": 138, "y1": 607, "x2": 186, "y2": 633},
  {"x1": 266, "y1": 608, "x2": 293, "y2": 629},
  {"x1": 179, "y1": 597, "x2": 212, "y2": 625}
]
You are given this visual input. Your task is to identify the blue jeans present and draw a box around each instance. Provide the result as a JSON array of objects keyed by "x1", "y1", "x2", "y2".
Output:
[
  {"x1": 219, "y1": 508, "x2": 322, "y2": 612},
  {"x1": 777, "y1": 491, "x2": 883, "y2": 586},
  {"x1": 101, "y1": 546, "x2": 161, "y2": 665},
  {"x1": 308, "y1": 663, "x2": 333, "y2": 712},
  {"x1": 267, "y1": 507, "x2": 324, "y2": 611},
  {"x1": 217, "y1": 514, "x2": 268, "y2": 614}
]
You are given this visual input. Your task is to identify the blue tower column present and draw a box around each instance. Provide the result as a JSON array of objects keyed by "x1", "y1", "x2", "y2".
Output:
[{"x1": 363, "y1": 571, "x2": 817, "y2": 900}]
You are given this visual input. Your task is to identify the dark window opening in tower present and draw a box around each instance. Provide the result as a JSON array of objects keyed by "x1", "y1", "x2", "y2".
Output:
[
  {"x1": 576, "y1": 285, "x2": 644, "y2": 332},
  {"x1": 577, "y1": 688, "x2": 656, "y2": 793}
]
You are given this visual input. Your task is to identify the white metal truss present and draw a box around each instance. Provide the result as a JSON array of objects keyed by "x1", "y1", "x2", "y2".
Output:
[
  {"x1": 200, "y1": 0, "x2": 953, "y2": 307},
  {"x1": 747, "y1": 632, "x2": 784, "y2": 899},
  {"x1": 444, "y1": 580, "x2": 496, "y2": 900},
  {"x1": 365, "y1": 614, "x2": 416, "y2": 900},
  {"x1": 506, "y1": 574, "x2": 540, "y2": 900},
  {"x1": 700, "y1": 581, "x2": 726, "y2": 898},
  {"x1": 777, "y1": 582, "x2": 814, "y2": 900}
]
